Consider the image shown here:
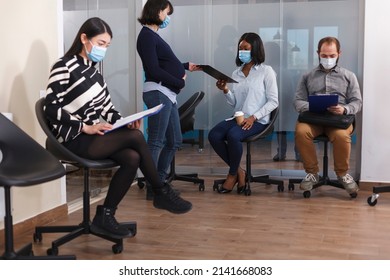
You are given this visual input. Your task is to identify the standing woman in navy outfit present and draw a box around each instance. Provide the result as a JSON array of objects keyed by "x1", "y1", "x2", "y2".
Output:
[{"x1": 136, "y1": 0, "x2": 200, "y2": 199}]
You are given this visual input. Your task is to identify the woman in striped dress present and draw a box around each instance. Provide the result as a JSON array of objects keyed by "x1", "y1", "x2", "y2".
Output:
[{"x1": 44, "y1": 17, "x2": 192, "y2": 237}]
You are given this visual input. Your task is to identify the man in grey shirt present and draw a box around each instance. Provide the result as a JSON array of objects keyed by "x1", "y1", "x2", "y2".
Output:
[{"x1": 294, "y1": 36, "x2": 362, "y2": 194}]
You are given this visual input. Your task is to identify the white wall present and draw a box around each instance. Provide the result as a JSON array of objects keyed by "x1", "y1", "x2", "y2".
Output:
[
  {"x1": 0, "y1": 0, "x2": 64, "y2": 227},
  {"x1": 361, "y1": 0, "x2": 390, "y2": 183}
]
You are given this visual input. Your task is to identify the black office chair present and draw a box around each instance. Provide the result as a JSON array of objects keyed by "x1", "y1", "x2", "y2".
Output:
[
  {"x1": 0, "y1": 113, "x2": 75, "y2": 259},
  {"x1": 213, "y1": 107, "x2": 284, "y2": 196},
  {"x1": 138, "y1": 91, "x2": 206, "y2": 191},
  {"x1": 180, "y1": 91, "x2": 205, "y2": 152},
  {"x1": 288, "y1": 135, "x2": 358, "y2": 199},
  {"x1": 34, "y1": 98, "x2": 136, "y2": 255}
]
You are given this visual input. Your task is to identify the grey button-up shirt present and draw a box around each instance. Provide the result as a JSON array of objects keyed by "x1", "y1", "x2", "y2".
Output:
[{"x1": 294, "y1": 65, "x2": 362, "y2": 115}]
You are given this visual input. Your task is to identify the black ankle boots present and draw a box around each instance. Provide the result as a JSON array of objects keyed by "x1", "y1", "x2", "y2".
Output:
[{"x1": 92, "y1": 205, "x2": 130, "y2": 237}]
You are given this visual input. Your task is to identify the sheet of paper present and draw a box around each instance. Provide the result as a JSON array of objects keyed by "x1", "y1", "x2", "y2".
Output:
[{"x1": 106, "y1": 103, "x2": 164, "y2": 133}]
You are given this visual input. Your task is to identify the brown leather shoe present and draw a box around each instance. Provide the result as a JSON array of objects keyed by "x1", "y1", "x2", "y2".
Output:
[{"x1": 218, "y1": 174, "x2": 238, "y2": 193}]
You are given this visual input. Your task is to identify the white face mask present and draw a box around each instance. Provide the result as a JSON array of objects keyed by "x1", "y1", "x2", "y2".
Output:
[{"x1": 320, "y1": 57, "x2": 337, "y2": 69}]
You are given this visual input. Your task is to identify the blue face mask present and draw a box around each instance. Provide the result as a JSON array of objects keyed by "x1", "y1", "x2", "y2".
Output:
[
  {"x1": 86, "y1": 41, "x2": 107, "y2": 62},
  {"x1": 238, "y1": 50, "x2": 252, "y2": 64},
  {"x1": 159, "y1": 15, "x2": 170, "y2": 29}
]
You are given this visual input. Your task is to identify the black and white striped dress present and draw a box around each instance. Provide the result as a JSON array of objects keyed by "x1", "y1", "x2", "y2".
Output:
[{"x1": 44, "y1": 55, "x2": 121, "y2": 143}]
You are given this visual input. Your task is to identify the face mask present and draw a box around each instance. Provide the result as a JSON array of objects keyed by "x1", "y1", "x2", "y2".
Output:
[
  {"x1": 320, "y1": 57, "x2": 337, "y2": 70},
  {"x1": 86, "y1": 41, "x2": 107, "y2": 62},
  {"x1": 239, "y1": 50, "x2": 252, "y2": 64},
  {"x1": 159, "y1": 15, "x2": 170, "y2": 29}
]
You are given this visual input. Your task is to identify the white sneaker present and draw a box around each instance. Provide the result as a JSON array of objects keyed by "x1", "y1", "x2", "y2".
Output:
[
  {"x1": 338, "y1": 174, "x2": 359, "y2": 194},
  {"x1": 300, "y1": 173, "x2": 319, "y2": 191}
]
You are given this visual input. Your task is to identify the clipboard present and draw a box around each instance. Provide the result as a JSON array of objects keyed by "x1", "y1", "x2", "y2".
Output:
[
  {"x1": 198, "y1": 65, "x2": 238, "y2": 83},
  {"x1": 105, "y1": 104, "x2": 164, "y2": 133},
  {"x1": 308, "y1": 94, "x2": 339, "y2": 113}
]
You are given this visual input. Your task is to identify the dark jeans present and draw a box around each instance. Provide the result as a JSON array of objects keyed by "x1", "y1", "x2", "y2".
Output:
[
  {"x1": 208, "y1": 119, "x2": 266, "y2": 175},
  {"x1": 143, "y1": 90, "x2": 182, "y2": 182}
]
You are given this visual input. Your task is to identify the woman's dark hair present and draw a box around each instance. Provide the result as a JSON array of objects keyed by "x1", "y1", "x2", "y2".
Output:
[
  {"x1": 64, "y1": 17, "x2": 113, "y2": 58},
  {"x1": 235, "y1": 32, "x2": 265, "y2": 66},
  {"x1": 138, "y1": 0, "x2": 173, "y2": 26}
]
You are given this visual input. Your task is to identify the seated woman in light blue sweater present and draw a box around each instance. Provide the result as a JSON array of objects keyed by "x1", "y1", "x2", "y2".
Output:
[{"x1": 208, "y1": 32, "x2": 279, "y2": 194}]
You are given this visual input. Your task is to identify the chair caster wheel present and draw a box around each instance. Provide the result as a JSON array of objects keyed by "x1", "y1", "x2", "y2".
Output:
[
  {"x1": 303, "y1": 191, "x2": 311, "y2": 198},
  {"x1": 112, "y1": 243, "x2": 123, "y2": 254},
  {"x1": 137, "y1": 179, "x2": 145, "y2": 189},
  {"x1": 47, "y1": 247, "x2": 58, "y2": 256},
  {"x1": 244, "y1": 188, "x2": 251, "y2": 196},
  {"x1": 367, "y1": 194, "x2": 379, "y2": 206},
  {"x1": 33, "y1": 232, "x2": 42, "y2": 242},
  {"x1": 213, "y1": 181, "x2": 223, "y2": 191}
]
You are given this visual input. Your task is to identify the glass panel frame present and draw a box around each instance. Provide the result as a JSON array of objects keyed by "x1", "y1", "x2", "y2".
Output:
[{"x1": 62, "y1": 0, "x2": 365, "y2": 181}]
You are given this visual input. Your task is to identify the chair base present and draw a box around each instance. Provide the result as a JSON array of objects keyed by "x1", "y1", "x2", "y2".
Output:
[
  {"x1": 1, "y1": 241, "x2": 76, "y2": 260},
  {"x1": 367, "y1": 186, "x2": 390, "y2": 206},
  {"x1": 34, "y1": 221, "x2": 137, "y2": 255},
  {"x1": 166, "y1": 172, "x2": 205, "y2": 191},
  {"x1": 1, "y1": 186, "x2": 75, "y2": 260},
  {"x1": 138, "y1": 173, "x2": 205, "y2": 191},
  {"x1": 213, "y1": 174, "x2": 284, "y2": 196},
  {"x1": 137, "y1": 156, "x2": 205, "y2": 191},
  {"x1": 288, "y1": 176, "x2": 358, "y2": 199}
]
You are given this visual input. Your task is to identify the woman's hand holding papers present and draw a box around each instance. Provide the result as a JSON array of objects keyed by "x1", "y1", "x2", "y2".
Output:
[
  {"x1": 127, "y1": 119, "x2": 141, "y2": 130},
  {"x1": 82, "y1": 123, "x2": 113, "y2": 136}
]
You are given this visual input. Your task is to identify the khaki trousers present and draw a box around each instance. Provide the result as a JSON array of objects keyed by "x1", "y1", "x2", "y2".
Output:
[{"x1": 294, "y1": 121, "x2": 353, "y2": 177}]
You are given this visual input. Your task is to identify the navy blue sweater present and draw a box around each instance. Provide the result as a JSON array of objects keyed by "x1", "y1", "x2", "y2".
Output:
[{"x1": 136, "y1": 26, "x2": 189, "y2": 94}]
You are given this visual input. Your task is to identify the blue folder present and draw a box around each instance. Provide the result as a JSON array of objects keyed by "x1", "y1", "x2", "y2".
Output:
[{"x1": 308, "y1": 94, "x2": 339, "y2": 113}]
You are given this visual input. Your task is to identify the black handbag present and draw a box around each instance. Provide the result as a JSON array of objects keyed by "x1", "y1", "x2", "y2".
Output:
[{"x1": 298, "y1": 111, "x2": 355, "y2": 129}]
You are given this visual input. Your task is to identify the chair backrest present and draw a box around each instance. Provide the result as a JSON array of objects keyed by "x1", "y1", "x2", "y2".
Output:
[
  {"x1": 178, "y1": 91, "x2": 205, "y2": 134},
  {"x1": 242, "y1": 106, "x2": 279, "y2": 143},
  {"x1": 0, "y1": 113, "x2": 65, "y2": 187},
  {"x1": 35, "y1": 98, "x2": 117, "y2": 169}
]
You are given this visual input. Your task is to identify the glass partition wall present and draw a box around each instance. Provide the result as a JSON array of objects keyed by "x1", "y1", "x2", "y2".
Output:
[{"x1": 63, "y1": 0, "x2": 364, "y2": 186}]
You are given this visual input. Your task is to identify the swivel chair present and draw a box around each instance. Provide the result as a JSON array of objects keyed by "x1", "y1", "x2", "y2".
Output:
[
  {"x1": 34, "y1": 98, "x2": 136, "y2": 255},
  {"x1": 213, "y1": 107, "x2": 284, "y2": 196},
  {"x1": 180, "y1": 91, "x2": 205, "y2": 152},
  {"x1": 138, "y1": 91, "x2": 206, "y2": 191},
  {"x1": 0, "y1": 113, "x2": 74, "y2": 259},
  {"x1": 168, "y1": 91, "x2": 205, "y2": 190},
  {"x1": 288, "y1": 134, "x2": 358, "y2": 199}
]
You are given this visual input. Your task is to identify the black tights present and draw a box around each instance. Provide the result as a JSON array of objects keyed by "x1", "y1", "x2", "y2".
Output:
[{"x1": 64, "y1": 127, "x2": 163, "y2": 208}]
